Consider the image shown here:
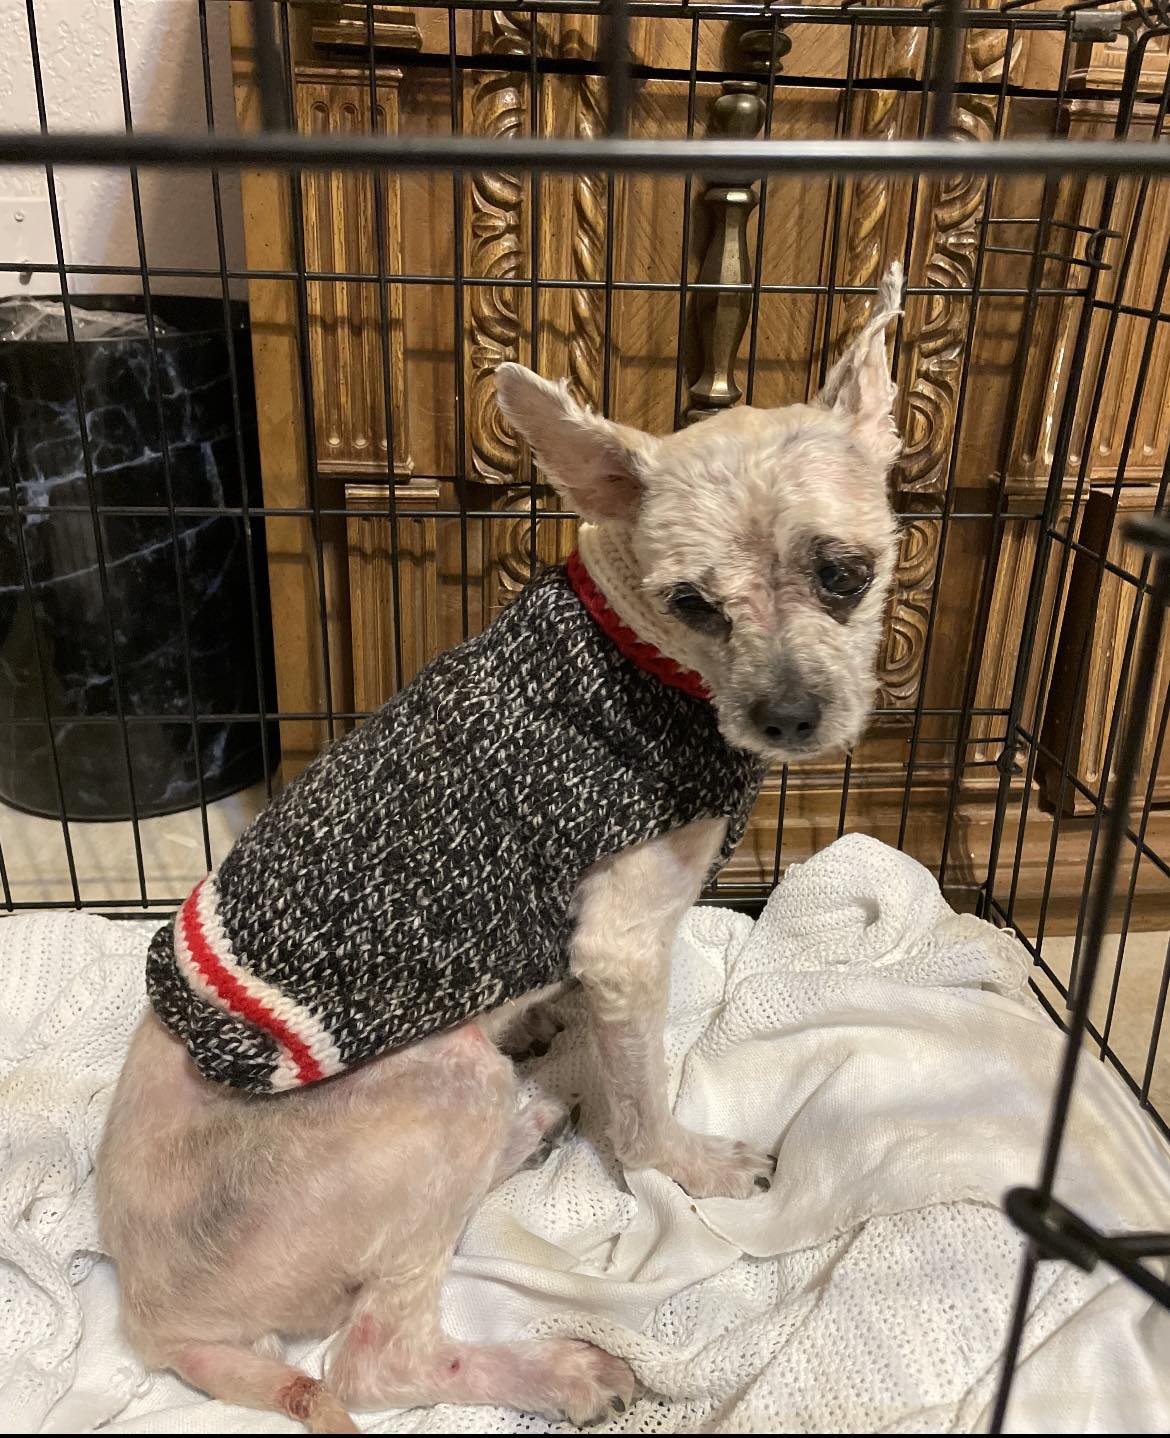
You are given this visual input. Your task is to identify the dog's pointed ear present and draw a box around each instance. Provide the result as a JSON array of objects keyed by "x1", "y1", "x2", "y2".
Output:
[
  {"x1": 495, "y1": 364, "x2": 657, "y2": 523},
  {"x1": 817, "y1": 260, "x2": 903, "y2": 466}
]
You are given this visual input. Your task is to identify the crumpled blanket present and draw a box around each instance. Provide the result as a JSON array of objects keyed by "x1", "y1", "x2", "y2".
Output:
[{"x1": 2, "y1": 834, "x2": 1168, "y2": 1434}]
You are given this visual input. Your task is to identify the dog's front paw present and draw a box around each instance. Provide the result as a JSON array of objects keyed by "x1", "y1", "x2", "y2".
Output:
[{"x1": 654, "y1": 1132, "x2": 775, "y2": 1200}]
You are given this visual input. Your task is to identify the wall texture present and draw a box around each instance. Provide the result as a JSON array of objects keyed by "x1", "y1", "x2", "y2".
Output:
[{"x1": 0, "y1": 0, "x2": 246, "y2": 296}]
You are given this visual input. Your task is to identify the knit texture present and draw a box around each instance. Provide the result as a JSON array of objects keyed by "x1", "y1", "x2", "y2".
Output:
[{"x1": 146, "y1": 563, "x2": 765, "y2": 1093}]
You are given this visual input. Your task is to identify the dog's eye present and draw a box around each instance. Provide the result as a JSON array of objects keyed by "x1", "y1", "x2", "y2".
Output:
[
  {"x1": 816, "y1": 557, "x2": 872, "y2": 601},
  {"x1": 667, "y1": 584, "x2": 730, "y2": 637},
  {"x1": 670, "y1": 584, "x2": 718, "y2": 618}
]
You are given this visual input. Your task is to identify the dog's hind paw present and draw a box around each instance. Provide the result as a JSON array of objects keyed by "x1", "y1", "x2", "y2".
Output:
[
  {"x1": 546, "y1": 1342, "x2": 636, "y2": 1427},
  {"x1": 499, "y1": 999, "x2": 567, "y2": 1062},
  {"x1": 492, "y1": 1096, "x2": 576, "y2": 1185},
  {"x1": 651, "y1": 1132, "x2": 776, "y2": 1201}
]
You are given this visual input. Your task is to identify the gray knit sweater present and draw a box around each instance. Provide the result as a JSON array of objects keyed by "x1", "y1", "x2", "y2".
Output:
[{"x1": 147, "y1": 559, "x2": 765, "y2": 1093}]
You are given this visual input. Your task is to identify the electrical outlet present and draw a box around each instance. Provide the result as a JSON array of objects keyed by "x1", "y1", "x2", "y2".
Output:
[{"x1": 0, "y1": 198, "x2": 64, "y2": 297}]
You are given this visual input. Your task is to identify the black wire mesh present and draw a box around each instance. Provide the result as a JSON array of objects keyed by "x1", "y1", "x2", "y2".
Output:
[{"x1": 1, "y1": 1, "x2": 1169, "y2": 1430}]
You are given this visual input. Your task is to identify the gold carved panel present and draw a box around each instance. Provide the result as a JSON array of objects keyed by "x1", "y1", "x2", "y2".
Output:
[
  {"x1": 839, "y1": 13, "x2": 1029, "y2": 712},
  {"x1": 296, "y1": 67, "x2": 413, "y2": 479},
  {"x1": 463, "y1": 11, "x2": 593, "y2": 622},
  {"x1": 1009, "y1": 38, "x2": 1170, "y2": 491},
  {"x1": 968, "y1": 500, "x2": 1072, "y2": 790},
  {"x1": 1040, "y1": 485, "x2": 1170, "y2": 816},
  {"x1": 346, "y1": 480, "x2": 441, "y2": 707}
]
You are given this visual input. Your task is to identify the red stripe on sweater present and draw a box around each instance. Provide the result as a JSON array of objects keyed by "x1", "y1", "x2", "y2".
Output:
[
  {"x1": 179, "y1": 881, "x2": 323, "y2": 1087},
  {"x1": 565, "y1": 550, "x2": 711, "y2": 702}
]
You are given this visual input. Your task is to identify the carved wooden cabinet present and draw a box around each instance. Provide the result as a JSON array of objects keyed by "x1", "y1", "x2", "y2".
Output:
[{"x1": 230, "y1": 4, "x2": 1170, "y2": 926}]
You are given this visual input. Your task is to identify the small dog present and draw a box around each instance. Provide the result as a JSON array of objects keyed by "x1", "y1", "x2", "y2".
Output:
[{"x1": 97, "y1": 264, "x2": 903, "y2": 1432}]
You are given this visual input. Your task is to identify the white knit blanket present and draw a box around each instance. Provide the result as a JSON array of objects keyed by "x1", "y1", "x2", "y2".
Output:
[{"x1": 2, "y1": 835, "x2": 1169, "y2": 1434}]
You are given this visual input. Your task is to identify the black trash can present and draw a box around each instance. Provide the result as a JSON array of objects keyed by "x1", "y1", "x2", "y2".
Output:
[{"x1": 0, "y1": 295, "x2": 278, "y2": 821}]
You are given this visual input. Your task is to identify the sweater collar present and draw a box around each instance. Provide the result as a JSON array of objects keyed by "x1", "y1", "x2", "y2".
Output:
[{"x1": 565, "y1": 547, "x2": 712, "y2": 703}]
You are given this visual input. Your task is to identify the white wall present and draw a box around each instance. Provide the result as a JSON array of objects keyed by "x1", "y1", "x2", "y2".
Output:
[{"x1": 0, "y1": 0, "x2": 246, "y2": 297}]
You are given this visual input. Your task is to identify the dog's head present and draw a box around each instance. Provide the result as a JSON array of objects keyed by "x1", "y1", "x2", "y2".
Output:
[{"x1": 495, "y1": 264, "x2": 903, "y2": 763}]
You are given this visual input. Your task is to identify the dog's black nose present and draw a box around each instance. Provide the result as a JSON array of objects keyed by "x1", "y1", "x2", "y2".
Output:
[{"x1": 750, "y1": 693, "x2": 822, "y2": 746}]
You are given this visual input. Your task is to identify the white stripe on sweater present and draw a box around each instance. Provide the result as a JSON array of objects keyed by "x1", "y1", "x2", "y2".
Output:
[{"x1": 174, "y1": 877, "x2": 345, "y2": 1091}]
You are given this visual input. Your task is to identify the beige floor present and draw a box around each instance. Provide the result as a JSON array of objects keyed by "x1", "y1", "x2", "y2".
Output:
[
  {"x1": 0, "y1": 784, "x2": 267, "y2": 912},
  {"x1": 2, "y1": 795, "x2": 1167, "y2": 1127},
  {"x1": 1038, "y1": 931, "x2": 1170, "y2": 1122}
]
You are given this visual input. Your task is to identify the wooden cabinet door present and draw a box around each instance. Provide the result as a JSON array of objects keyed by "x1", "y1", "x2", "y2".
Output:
[{"x1": 231, "y1": 6, "x2": 1170, "y2": 920}]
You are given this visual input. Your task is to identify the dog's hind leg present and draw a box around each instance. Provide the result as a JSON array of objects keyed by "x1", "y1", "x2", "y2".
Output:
[
  {"x1": 169, "y1": 1341, "x2": 359, "y2": 1433},
  {"x1": 490, "y1": 1095, "x2": 573, "y2": 1186},
  {"x1": 328, "y1": 1260, "x2": 633, "y2": 1423},
  {"x1": 478, "y1": 980, "x2": 573, "y2": 1057}
]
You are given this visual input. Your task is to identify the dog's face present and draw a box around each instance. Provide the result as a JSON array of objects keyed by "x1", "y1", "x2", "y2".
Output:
[{"x1": 496, "y1": 265, "x2": 903, "y2": 763}]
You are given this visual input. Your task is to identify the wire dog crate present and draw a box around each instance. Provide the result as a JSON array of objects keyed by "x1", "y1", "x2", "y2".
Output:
[{"x1": 1, "y1": 0, "x2": 1169, "y2": 1430}]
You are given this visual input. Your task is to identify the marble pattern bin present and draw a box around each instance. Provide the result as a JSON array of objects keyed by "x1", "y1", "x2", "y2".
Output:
[{"x1": 0, "y1": 296, "x2": 277, "y2": 821}]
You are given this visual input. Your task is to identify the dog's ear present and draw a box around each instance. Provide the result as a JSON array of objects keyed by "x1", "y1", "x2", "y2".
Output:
[
  {"x1": 816, "y1": 260, "x2": 903, "y2": 466},
  {"x1": 495, "y1": 364, "x2": 657, "y2": 523}
]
